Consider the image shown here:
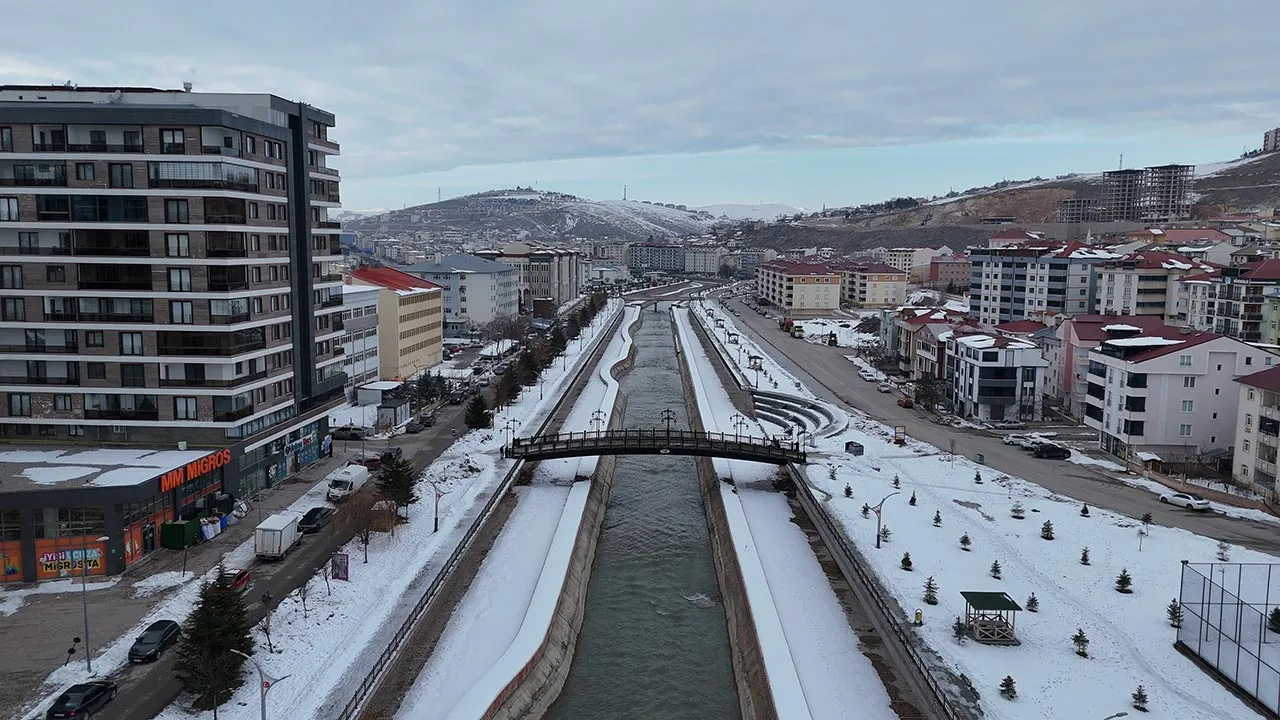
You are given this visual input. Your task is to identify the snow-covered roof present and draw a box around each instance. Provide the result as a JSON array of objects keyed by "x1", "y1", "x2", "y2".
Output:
[
  {"x1": 1104, "y1": 337, "x2": 1185, "y2": 348},
  {"x1": 1101, "y1": 324, "x2": 1142, "y2": 332},
  {"x1": 360, "y1": 380, "x2": 402, "y2": 391},
  {"x1": 0, "y1": 447, "x2": 223, "y2": 492}
]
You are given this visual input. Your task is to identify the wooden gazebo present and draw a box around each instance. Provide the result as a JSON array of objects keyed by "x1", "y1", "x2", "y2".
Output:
[{"x1": 960, "y1": 591, "x2": 1022, "y2": 645}]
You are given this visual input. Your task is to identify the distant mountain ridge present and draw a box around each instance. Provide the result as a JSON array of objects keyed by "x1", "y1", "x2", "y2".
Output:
[{"x1": 693, "y1": 203, "x2": 805, "y2": 221}]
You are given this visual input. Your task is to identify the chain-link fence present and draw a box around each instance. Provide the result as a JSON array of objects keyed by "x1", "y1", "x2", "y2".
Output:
[{"x1": 1178, "y1": 561, "x2": 1280, "y2": 714}]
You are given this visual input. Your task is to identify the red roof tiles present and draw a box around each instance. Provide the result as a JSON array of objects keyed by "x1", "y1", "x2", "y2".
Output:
[
  {"x1": 349, "y1": 267, "x2": 441, "y2": 292},
  {"x1": 1237, "y1": 365, "x2": 1280, "y2": 392}
]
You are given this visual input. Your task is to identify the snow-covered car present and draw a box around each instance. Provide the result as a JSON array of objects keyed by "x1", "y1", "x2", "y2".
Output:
[
  {"x1": 1159, "y1": 492, "x2": 1211, "y2": 511},
  {"x1": 1003, "y1": 434, "x2": 1028, "y2": 446}
]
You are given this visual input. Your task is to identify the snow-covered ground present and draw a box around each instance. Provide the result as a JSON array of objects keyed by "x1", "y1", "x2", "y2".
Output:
[
  {"x1": 674, "y1": 307, "x2": 898, "y2": 720},
  {"x1": 18, "y1": 300, "x2": 627, "y2": 720},
  {"x1": 0, "y1": 576, "x2": 121, "y2": 616},
  {"x1": 397, "y1": 303, "x2": 641, "y2": 719},
  {"x1": 793, "y1": 317, "x2": 877, "y2": 349},
  {"x1": 693, "y1": 203, "x2": 804, "y2": 221},
  {"x1": 1196, "y1": 154, "x2": 1270, "y2": 179},
  {"x1": 693, "y1": 299, "x2": 1279, "y2": 720}
]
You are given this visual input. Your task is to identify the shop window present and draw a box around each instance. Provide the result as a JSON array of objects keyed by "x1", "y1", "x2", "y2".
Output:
[
  {"x1": 0, "y1": 509, "x2": 19, "y2": 541},
  {"x1": 36, "y1": 507, "x2": 105, "y2": 538}
]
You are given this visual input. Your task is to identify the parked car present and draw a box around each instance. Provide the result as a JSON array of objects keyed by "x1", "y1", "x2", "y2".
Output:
[
  {"x1": 404, "y1": 419, "x2": 424, "y2": 434},
  {"x1": 897, "y1": 396, "x2": 914, "y2": 408},
  {"x1": 222, "y1": 567, "x2": 253, "y2": 593},
  {"x1": 877, "y1": 382, "x2": 893, "y2": 393},
  {"x1": 46, "y1": 681, "x2": 118, "y2": 719},
  {"x1": 332, "y1": 425, "x2": 371, "y2": 441},
  {"x1": 1033, "y1": 444, "x2": 1072, "y2": 460},
  {"x1": 127, "y1": 620, "x2": 181, "y2": 663},
  {"x1": 382, "y1": 446, "x2": 403, "y2": 463},
  {"x1": 352, "y1": 455, "x2": 382, "y2": 472},
  {"x1": 1003, "y1": 434, "x2": 1028, "y2": 446},
  {"x1": 478, "y1": 377, "x2": 491, "y2": 387},
  {"x1": 992, "y1": 421, "x2": 1027, "y2": 430},
  {"x1": 1160, "y1": 492, "x2": 1211, "y2": 511},
  {"x1": 860, "y1": 371, "x2": 877, "y2": 382},
  {"x1": 493, "y1": 364, "x2": 509, "y2": 375},
  {"x1": 419, "y1": 413, "x2": 436, "y2": 427},
  {"x1": 448, "y1": 393, "x2": 465, "y2": 405},
  {"x1": 298, "y1": 506, "x2": 336, "y2": 534}
]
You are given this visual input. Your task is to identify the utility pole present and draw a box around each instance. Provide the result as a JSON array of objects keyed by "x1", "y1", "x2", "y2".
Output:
[{"x1": 231, "y1": 649, "x2": 289, "y2": 720}]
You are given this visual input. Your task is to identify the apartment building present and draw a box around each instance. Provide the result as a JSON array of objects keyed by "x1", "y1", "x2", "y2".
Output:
[
  {"x1": 1051, "y1": 315, "x2": 1168, "y2": 419},
  {"x1": 926, "y1": 256, "x2": 971, "y2": 288},
  {"x1": 1187, "y1": 259, "x2": 1280, "y2": 341},
  {"x1": 684, "y1": 246, "x2": 725, "y2": 275},
  {"x1": 1091, "y1": 251, "x2": 1215, "y2": 323},
  {"x1": 338, "y1": 284, "x2": 379, "y2": 392},
  {"x1": 1100, "y1": 165, "x2": 1194, "y2": 222},
  {"x1": 475, "y1": 242, "x2": 584, "y2": 310},
  {"x1": 837, "y1": 261, "x2": 907, "y2": 307},
  {"x1": 626, "y1": 243, "x2": 685, "y2": 273},
  {"x1": 754, "y1": 260, "x2": 840, "y2": 317},
  {"x1": 987, "y1": 228, "x2": 1043, "y2": 248},
  {"x1": 1266, "y1": 129, "x2": 1280, "y2": 154},
  {"x1": 943, "y1": 328, "x2": 1048, "y2": 422},
  {"x1": 886, "y1": 307, "x2": 973, "y2": 378},
  {"x1": 1232, "y1": 366, "x2": 1280, "y2": 494},
  {"x1": 1083, "y1": 324, "x2": 1274, "y2": 463},
  {"x1": 348, "y1": 267, "x2": 443, "y2": 381},
  {"x1": 884, "y1": 246, "x2": 952, "y2": 278},
  {"x1": 402, "y1": 254, "x2": 517, "y2": 332},
  {"x1": 969, "y1": 242, "x2": 1118, "y2": 325},
  {"x1": 739, "y1": 248, "x2": 778, "y2": 274},
  {"x1": 589, "y1": 241, "x2": 629, "y2": 265}
]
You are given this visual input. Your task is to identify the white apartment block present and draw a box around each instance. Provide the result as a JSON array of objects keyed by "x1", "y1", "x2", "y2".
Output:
[
  {"x1": 475, "y1": 242, "x2": 584, "y2": 309},
  {"x1": 684, "y1": 246, "x2": 726, "y2": 275},
  {"x1": 969, "y1": 242, "x2": 1118, "y2": 325},
  {"x1": 943, "y1": 330, "x2": 1047, "y2": 422},
  {"x1": 839, "y1": 262, "x2": 908, "y2": 307},
  {"x1": 884, "y1": 246, "x2": 952, "y2": 277},
  {"x1": 1091, "y1": 250, "x2": 1214, "y2": 323},
  {"x1": 1232, "y1": 366, "x2": 1280, "y2": 494},
  {"x1": 338, "y1": 285, "x2": 380, "y2": 391},
  {"x1": 402, "y1": 254, "x2": 518, "y2": 330},
  {"x1": 755, "y1": 260, "x2": 841, "y2": 317},
  {"x1": 1084, "y1": 325, "x2": 1275, "y2": 463}
]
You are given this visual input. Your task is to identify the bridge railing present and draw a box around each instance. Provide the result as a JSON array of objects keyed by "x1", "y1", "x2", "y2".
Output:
[{"x1": 505, "y1": 428, "x2": 806, "y2": 462}]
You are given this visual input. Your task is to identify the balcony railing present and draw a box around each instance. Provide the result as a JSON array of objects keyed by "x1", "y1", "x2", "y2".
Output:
[
  {"x1": 208, "y1": 280, "x2": 250, "y2": 292},
  {"x1": 157, "y1": 340, "x2": 265, "y2": 357},
  {"x1": 316, "y1": 273, "x2": 342, "y2": 283},
  {"x1": 33, "y1": 143, "x2": 67, "y2": 152},
  {"x1": 320, "y1": 295, "x2": 343, "y2": 308},
  {"x1": 162, "y1": 143, "x2": 186, "y2": 155},
  {"x1": 0, "y1": 177, "x2": 67, "y2": 187},
  {"x1": 78, "y1": 279, "x2": 153, "y2": 290},
  {"x1": 200, "y1": 146, "x2": 241, "y2": 157},
  {"x1": 0, "y1": 245, "x2": 70, "y2": 256},
  {"x1": 0, "y1": 375, "x2": 80, "y2": 385},
  {"x1": 73, "y1": 243, "x2": 150, "y2": 257},
  {"x1": 312, "y1": 166, "x2": 339, "y2": 177},
  {"x1": 160, "y1": 370, "x2": 266, "y2": 388},
  {"x1": 207, "y1": 241, "x2": 248, "y2": 258},
  {"x1": 0, "y1": 344, "x2": 77, "y2": 353},
  {"x1": 210, "y1": 313, "x2": 251, "y2": 325},
  {"x1": 313, "y1": 221, "x2": 342, "y2": 229},
  {"x1": 332, "y1": 318, "x2": 345, "y2": 332},
  {"x1": 65, "y1": 143, "x2": 144, "y2": 154},
  {"x1": 213, "y1": 406, "x2": 254, "y2": 422},
  {"x1": 205, "y1": 214, "x2": 247, "y2": 225},
  {"x1": 46, "y1": 311, "x2": 154, "y2": 323},
  {"x1": 326, "y1": 192, "x2": 341, "y2": 203},
  {"x1": 148, "y1": 179, "x2": 258, "y2": 193},
  {"x1": 84, "y1": 408, "x2": 160, "y2": 421}
]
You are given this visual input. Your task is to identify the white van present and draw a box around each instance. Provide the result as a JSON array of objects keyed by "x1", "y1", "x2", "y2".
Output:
[{"x1": 325, "y1": 464, "x2": 371, "y2": 502}]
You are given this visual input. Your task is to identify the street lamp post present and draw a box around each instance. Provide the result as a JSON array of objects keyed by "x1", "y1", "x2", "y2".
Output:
[
  {"x1": 426, "y1": 479, "x2": 446, "y2": 533},
  {"x1": 502, "y1": 418, "x2": 521, "y2": 446},
  {"x1": 231, "y1": 649, "x2": 289, "y2": 720},
  {"x1": 79, "y1": 534, "x2": 110, "y2": 673},
  {"x1": 590, "y1": 410, "x2": 607, "y2": 437},
  {"x1": 729, "y1": 413, "x2": 747, "y2": 440},
  {"x1": 660, "y1": 408, "x2": 677, "y2": 435},
  {"x1": 872, "y1": 493, "x2": 900, "y2": 549}
]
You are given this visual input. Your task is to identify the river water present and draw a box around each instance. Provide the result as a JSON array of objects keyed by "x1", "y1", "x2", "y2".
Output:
[{"x1": 544, "y1": 305, "x2": 740, "y2": 720}]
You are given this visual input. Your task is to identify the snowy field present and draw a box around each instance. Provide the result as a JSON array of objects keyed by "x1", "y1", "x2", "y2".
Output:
[
  {"x1": 694, "y1": 299, "x2": 1279, "y2": 720},
  {"x1": 794, "y1": 317, "x2": 877, "y2": 349},
  {"x1": 16, "y1": 300, "x2": 626, "y2": 720}
]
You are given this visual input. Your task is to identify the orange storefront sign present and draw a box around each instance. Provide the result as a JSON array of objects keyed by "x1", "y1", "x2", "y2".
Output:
[{"x1": 160, "y1": 449, "x2": 232, "y2": 492}]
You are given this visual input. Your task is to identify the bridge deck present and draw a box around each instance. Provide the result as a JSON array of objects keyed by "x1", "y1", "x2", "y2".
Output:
[{"x1": 503, "y1": 429, "x2": 806, "y2": 464}]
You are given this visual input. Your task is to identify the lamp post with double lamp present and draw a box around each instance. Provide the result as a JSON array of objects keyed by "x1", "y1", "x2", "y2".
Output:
[
  {"x1": 230, "y1": 648, "x2": 289, "y2": 720},
  {"x1": 730, "y1": 413, "x2": 748, "y2": 440},
  {"x1": 78, "y1": 533, "x2": 110, "y2": 673},
  {"x1": 660, "y1": 408, "x2": 677, "y2": 435},
  {"x1": 590, "y1": 410, "x2": 607, "y2": 438},
  {"x1": 502, "y1": 418, "x2": 521, "y2": 446},
  {"x1": 425, "y1": 479, "x2": 447, "y2": 533}
]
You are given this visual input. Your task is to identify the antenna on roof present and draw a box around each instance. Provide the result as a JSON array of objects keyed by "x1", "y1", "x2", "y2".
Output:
[
  {"x1": 1119, "y1": 153, "x2": 1124, "y2": 170},
  {"x1": 182, "y1": 81, "x2": 193, "y2": 92}
]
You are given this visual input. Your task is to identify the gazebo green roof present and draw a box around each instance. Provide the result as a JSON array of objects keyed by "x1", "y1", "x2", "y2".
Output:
[{"x1": 960, "y1": 591, "x2": 1022, "y2": 612}]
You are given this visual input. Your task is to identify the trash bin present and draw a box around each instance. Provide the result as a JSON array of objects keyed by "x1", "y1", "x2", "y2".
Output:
[{"x1": 975, "y1": 453, "x2": 986, "y2": 465}]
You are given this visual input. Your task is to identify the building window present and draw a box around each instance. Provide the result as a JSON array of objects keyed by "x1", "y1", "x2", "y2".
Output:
[
  {"x1": 120, "y1": 332, "x2": 144, "y2": 355},
  {"x1": 1, "y1": 298, "x2": 23, "y2": 321},
  {"x1": 84, "y1": 331, "x2": 104, "y2": 348},
  {"x1": 1179, "y1": 354, "x2": 1192, "y2": 366},
  {"x1": 170, "y1": 300, "x2": 193, "y2": 324},
  {"x1": 120, "y1": 363, "x2": 145, "y2": 387},
  {"x1": 8, "y1": 393, "x2": 31, "y2": 417},
  {"x1": 168, "y1": 268, "x2": 192, "y2": 292},
  {"x1": 46, "y1": 266, "x2": 65, "y2": 283},
  {"x1": 161, "y1": 129, "x2": 185, "y2": 153},
  {"x1": 54, "y1": 394, "x2": 72, "y2": 411},
  {"x1": 174, "y1": 396, "x2": 197, "y2": 420},
  {"x1": 1244, "y1": 439, "x2": 1251, "y2": 452},
  {"x1": 69, "y1": 424, "x2": 84, "y2": 436},
  {"x1": 248, "y1": 202, "x2": 259, "y2": 219},
  {"x1": 244, "y1": 136, "x2": 256, "y2": 155},
  {"x1": 165, "y1": 233, "x2": 189, "y2": 257},
  {"x1": 1179, "y1": 424, "x2": 1193, "y2": 437},
  {"x1": 1247, "y1": 356, "x2": 1254, "y2": 366},
  {"x1": 1242, "y1": 464, "x2": 1250, "y2": 478},
  {"x1": 1182, "y1": 400, "x2": 1194, "y2": 412},
  {"x1": 108, "y1": 163, "x2": 133, "y2": 188},
  {"x1": 1184, "y1": 376, "x2": 1196, "y2": 388},
  {"x1": 0, "y1": 265, "x2": 21, "y2": 289},
  {"x1": 0, "y1": 197, "x2": 16, "y2": 221},
  {"x1": 0, "y1": 127, "x2": 10, "y2": 152},
  {"x1": 164, "y1": 199, "x2": 189, "y2": 224},
  {"x1": 87, "y1": 362, "x2": 106, "y2": 380},
  {"x1": 74, "y1": 162, "x2": 95, "y2": 181}
]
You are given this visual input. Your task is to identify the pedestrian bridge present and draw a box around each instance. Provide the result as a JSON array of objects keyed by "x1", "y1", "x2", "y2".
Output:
[{"x1": 502, "y1": 429, "x2": 806, "y2": 464}]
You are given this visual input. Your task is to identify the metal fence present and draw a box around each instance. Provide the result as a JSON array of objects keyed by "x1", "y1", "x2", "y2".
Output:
[{"x1": 1178, "y1": 561, "x2": 1280, "y2": 715}]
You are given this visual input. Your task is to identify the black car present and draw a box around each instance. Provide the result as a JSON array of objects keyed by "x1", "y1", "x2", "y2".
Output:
[
  {"x1": 419, "y1": 413, "x2": 436, "y2": 427},
  {"x1": 128, "y1": 620, "x2": 181, "y2": 663},
  {"x1": 381, "y1": 446, "x2": 404, "y2": 463},
  {"x1": 298, "y1": 506, "x2": 336, "y2": 534},
  {"x1": 448, "y1": 393, "x2": 465, "y2": 405},
  {"x1": 46, "y1": 681, "x2": 117, "y2": 718},
  {"x1": 1033, "y1": 444, "x2": 1072, "y2": 460},
  {"x1": 332, "y1": 425, "x2": 371, "y2": 441},
  {"x1": 405, "y1": 419, "x2": 424, "y2": 434}
]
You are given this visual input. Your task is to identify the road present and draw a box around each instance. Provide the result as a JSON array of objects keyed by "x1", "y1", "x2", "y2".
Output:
[
  {"x1": 90, "y1": 396, "x2": 477, "y2": 720},
  {"x1": 715, "y1": 292, "x2": 1280, "y2": 556}
]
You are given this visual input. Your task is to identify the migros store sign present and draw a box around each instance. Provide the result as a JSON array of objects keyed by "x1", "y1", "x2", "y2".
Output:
[{"x1": 160, "y1": 449, "x2": 233, "y2": 492}]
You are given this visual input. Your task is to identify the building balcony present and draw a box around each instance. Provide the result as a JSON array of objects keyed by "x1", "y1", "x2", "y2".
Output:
[
  {"x1": 0, "y1": 243, "x2": 70, "y2": 256},
  {"x1": 0, "y1": 177, "x2": 67, "y2": 187},
  {"x1": 0, "y1": 375, "x2": 80, "y2": 386},
  {"x1": 159, "y1": 371, "x2": 267, "y2": 388},
  {"x1": 0, "y1": 343, "x2": 77, "y2": 354},
  {"x1": 64, "y1": 143, "x2": 144, "y2": 154},
  {"x1": 326, "y1": 192, "x2": 341, "y2": 203},
  {"x1": 210, "y1": 312, "x2": 251, "y2": 325},
  {"x1": 84, "y1": 408, "x2": 160, "y2": 421},
  {"x1": 206, "y1": 239, "x2": 248, "y2": 258},
  {"x1": 331, "y1": 318, "x2": 345, "y2": 332},
  {"x1": 316, "y1": 273, "x2": 342, "y2": 283},
  {"x1": 311, "y1": 166, "x2": 340, "y2": 177},
  {"x1": 213, "y1": 406, "x2": 254, "y2": 422},
  {"x1": 313, "y1": 221, "x2": 342, "y2": 230},
  {"x1": 320, "y1": 295, "x2": 343, "y2": 308},
  {"x1": 200, "y1": 146, "x2": 241, "y2": 157},
  {"x1": 208, "y1": 280, "x2": 250, "y2": 292},
  {"x1": 77, "y1": 279, "x2": 152, "y2": 291},
  {"x1": 46, "y1": 311, "x2": 153, "y2": 323},
  {"x1": 205, "y1": 213, "x2": 246, "y2": 225},
  {"x1": 162, "y1": 143, "x2": 186, "y2": 155},
  {"x1": 32, "y1": 143, "x2": 67, "y2": 152},
  {"x1": 308, "y1": 135, "x2": 340, "y2": 152},
  {"x1": 975, "y1": 393, "x2": 1017, "y2": 406},
  {"x1": 148, "y1": 179, "x2": 258, "y2": 193}
]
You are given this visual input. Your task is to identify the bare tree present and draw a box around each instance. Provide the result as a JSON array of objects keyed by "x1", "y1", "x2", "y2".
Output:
[
  {"x1": 294, "y1": 576, "x2": 312, "y2": 620},
  {"x1": 377, "y1": 495, "x2": 402, "y2": 538},
  {"x1": 320, "y1": 567, "x2": 332, "y2": 597},
  {"x1": 485, "y1": 315, "x2": 529, "y2": 342},
  {"x1": 257, "y1": 613, "x2": 275, "y2": 654},
  {"x1": 339, "y1": 491, "x2": 379, "y2": 563}
]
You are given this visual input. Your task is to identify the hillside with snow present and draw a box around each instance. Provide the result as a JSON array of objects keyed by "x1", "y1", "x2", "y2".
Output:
[
  {"x1": 343, "y1": 189, "x2": 718, "y2": 241},
  {"x1": 694, "y1": 203, "x2": 805, "y2": 221}
]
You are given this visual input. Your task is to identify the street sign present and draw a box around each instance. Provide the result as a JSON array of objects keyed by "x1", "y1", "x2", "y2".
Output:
[{"x1": 330, "y1": 552, "x2": 349, "y2": 581}]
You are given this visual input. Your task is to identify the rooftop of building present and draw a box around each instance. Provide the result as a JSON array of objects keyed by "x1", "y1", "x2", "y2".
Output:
[
  {"x1": 995, "y1": 319, "x2": 1047, "y2": 334},
  {"x1": 988, "y1": 228, "x2": 1043, "y2": 241},
  {"x1": 947, "y1": 327, "x2": 1038, "y2": 350},
  {"x1": 348, "y1": 267, "x2": 441, "y2": 295},
  {"x1": 1229, "y1": 258, "x2": 1280, "y2": 282},
  {"x1": 1062, "y1": 314, "x2": 1169, "y2": 341},
  {"x1": 1098, "y1": 249, "x2": 1215, "y2": 272},
  {"x1": 401, "y1": 254, "x2": 515, "y2": 275},
  {"x1": 1129, "y1": 228, "x2": 1232, "y2": 244},
  {"x1": 1096, "y1": 323, "x2": 1222, "y2": 363},
  {"x1": 0, "y1": 447, "x2": 221, "y2": 495},
  {"x1": 1237, "y1": 365, "x2": 1280, "y2": 392},
  {"x1": 758, "y1": 259, "x2": 841, "y2": 275}
]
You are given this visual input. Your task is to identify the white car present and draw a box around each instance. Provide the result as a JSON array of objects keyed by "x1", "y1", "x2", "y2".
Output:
[
  {"x1": 860, "y1": 371, "x2": 878, "y2": 382},
  {"x1": 1002, "y1": 434, "x2": 1028, "y2": 446},
  {"x1": 1159, "y1": 492, "x2": 1211, "y2": 511},
  {"x1": 877, "y1": 382, "x2": 893, "y2": 393}
]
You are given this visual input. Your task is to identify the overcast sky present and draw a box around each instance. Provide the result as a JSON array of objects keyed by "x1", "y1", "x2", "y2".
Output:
[{"x1": 5, "y1": 0, "x2": 1278, "y2": 211}]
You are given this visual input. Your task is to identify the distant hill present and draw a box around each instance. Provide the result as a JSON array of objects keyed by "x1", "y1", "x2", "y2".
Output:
[
  {"x1": 343, "y1": 189, "x2": 718, "y2": 242},
  {"x1": 693, "y1": 203, "x2": 805, "y2": 221}
]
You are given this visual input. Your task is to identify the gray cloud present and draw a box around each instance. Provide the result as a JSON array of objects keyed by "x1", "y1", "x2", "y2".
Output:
[{"x1": 4, "y1": 0, "x2": 1278, "y2": 183}]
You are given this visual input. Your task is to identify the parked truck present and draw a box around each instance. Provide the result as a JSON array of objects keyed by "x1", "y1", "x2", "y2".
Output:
[
  {"x1": 325, "y1": 464, "x2": 371, "y2": 502},
  {"x1": 254, "y1": 513, "x2": 301, "y2": 561}
]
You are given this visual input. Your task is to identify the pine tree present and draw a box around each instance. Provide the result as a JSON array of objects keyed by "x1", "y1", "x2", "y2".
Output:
[
  {"x1": 377, "y1": 455, "x2": 420, "y2": 516},
  {"x1": 908, "y1": 491, "x2": 917, "y2": 506},
  {"x1": 174, "y1": 565, "x2": 253, "y2": 710},
  {"x1": 1217, "y1": 540, "x2": 1231, "y2": 562},
  {"x1": 1141, "y1": 511, "x2": 1153, "y2": 526},
  {"x1": 901, "y1": 552, "x2": 914, "y2": 571},
  {"x1": 932, "y1": 510, "x2": 942, "y2": 527},
  {"x1": 1167, "y1": 599, "x2": 1183, "y2": 628},
  {"x1": 515, "y1": 349, "x2": 540, "y2": 386},
  {"x1": 1116, "y1": 568, "x2": 1133, "y2": 594},
  {"x1": 974, "y1": 470, "x2": 983, "y2": 484},
  {"x1": 1080, "y1": 503, "x2": 1090, "y2": 517},
  {"x1": 464, "y1": 395, "x2": 492, "y2": 429},
  {"x1": 1011, "y1": 502, "x2": 1025, "y2": 520},
  {"x1": 893, "y1": 474, "x2": 901, "y2": 489},
  {"x1": 1040, "y1": 520, "x2": 1055, "y2": 540},
  {"x1": 999, "y1": 675, "x2": 1017, "y2": 700},
  {"x1": 1072, "y1": 627, "x2": 1090, "y2": 657},
  {"x1": 1131, "y1": 684, "x2": 1149, "y2": 712},
  {"x1": 1080, "y1": 546, "x2": 1091, "y2": 565},
  {"x1": 1268, "y1": 607, "x2": 1280, "y2": 634},
  {"x1": 549, "y1": 325, "x2": 567, "y2": 354},
  {"x1": 990, "y1": 560, "x2": 1002, "y2": 579},
  {"x1": 1026, "y1": 593, "x2": 1039, "y2": 612},
  {"x1": 952, "y1": 616, "x2": 968, "y2": 642},
  {"x1": 879, "y1": 526, "x2": 892, "y2": 543},
  {"x1": 959, "y1": 533, "x2": 972, "y2": 551},
  {"x1": 844, "y1": 483, "x2": 852, "y2": 498},
  {"x1": 923, "y1": 576, "x2": 939, "y2": 605},
  {"x1": 861, "y1": 503, "x2": 870, "y2": 518}
]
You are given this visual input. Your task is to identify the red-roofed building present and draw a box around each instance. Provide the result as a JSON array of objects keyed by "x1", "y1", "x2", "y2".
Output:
[
  {"x1": 1050, "y1": 315, "x2": 1170, "y2": 419},
  {"x1": 348, "y1": 268, "x2": 443, "y2": 379},
  {"x1": 943, "y1": 327, "x2": 1048, "y2": 421},
  {"x1": 968, "y1": 242, "x2": 1119, "y2": 325},
  {"x1": 1090, "y1": 250, "x2": 1216, "y2": 322},
  {"x1": 1189, "y1": 259, "x2": 1280, "y2": 343},
  {"x1": 926, "y1": 255, "x2": 971, "y2": 289},
  {"x1": 1232, "y1": 365, "x2": 1280, "y2": 492},
  {"x1": 1083, "y1": 323, "x2": 1277, "y2": 463},
  {"x1": 887, "y1": 307, "x2": 976, "y2": 378},
  {"x1": 987, "y1": 228, "x2": 1044, "y2": 248},
  {"x1": 837, "y1": 261, "x2": 907, "y2": 307},
  {"x1": 755, "y1": 260, "x2": 841, "y2": 316}
]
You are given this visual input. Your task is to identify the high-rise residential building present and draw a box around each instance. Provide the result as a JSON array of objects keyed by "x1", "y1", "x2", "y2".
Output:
[
  {"x1": 754, "y1": 260, "x2": 841, "y2": 316},
  {"x1": 1101, "y1": 169, "x2": 1145, "y2": 222},
  {"x1": 0, "y1": 85, "x2": 346, "y2": 581},
  {"x1": 968, "y1": 242, "x2": 1118, "y2": 325},
  {"x1": 347, "y1": 267, "x2": 443, "y2": 381},
  {"x1": 475, "y1": 241, "x2": 584, "y2": 310},
  {"x1": 402, "y1": 254, "x2": 518, "y2": 333},
  {"x1": 338, "y1": 285, "x2": 380, "y2": 391},
  {"x1": 943, "y1": 328, "x2": 1048, "y2": 423},
  {"x1": 835, "y1": 261, "x2": 908, "y2": 307},
  {"x1": 1100, "y1": 165, "x2": 1194, "y2": 222},
  {"x1": 626, "y1": 243, "x2": 685, "y2": 273},
  {"x1": 683, "y1": 246, "x2": 725, "y2": 275},
  {"x1": 1090, "y1": 250, "x2": 1215, "y2": 323}
]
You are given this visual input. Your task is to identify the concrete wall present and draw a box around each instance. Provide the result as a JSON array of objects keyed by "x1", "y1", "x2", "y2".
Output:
[
  {"x1": 484, "y1": 309, "x2": 644, "y2": 719},
  {"x1": 674, "y1": 310, "x2": 778, "y2": 720}
]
